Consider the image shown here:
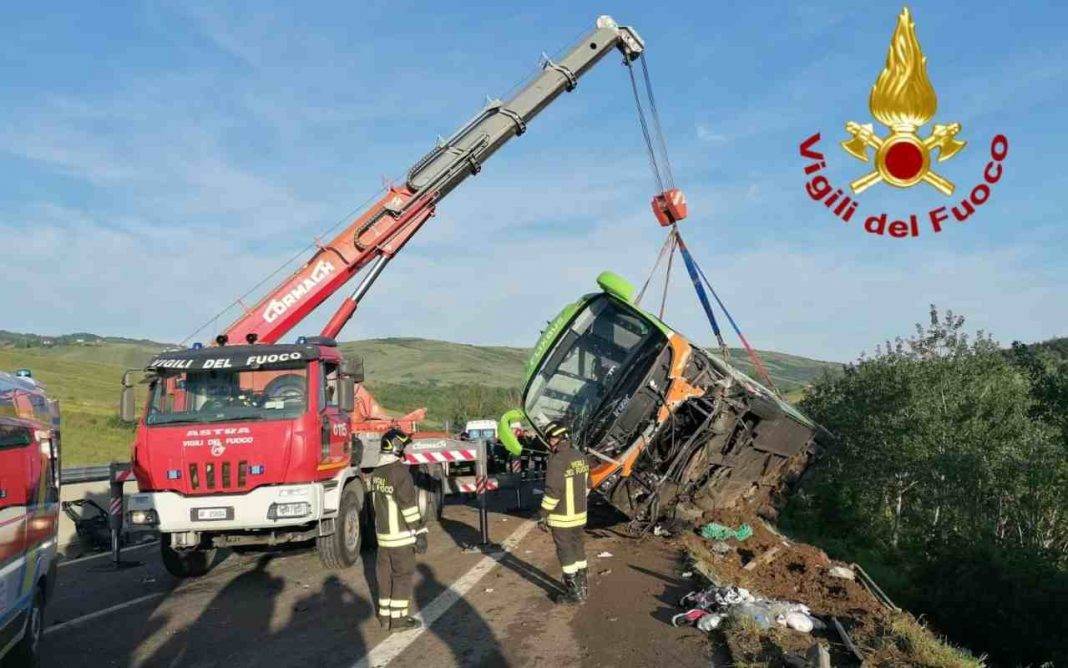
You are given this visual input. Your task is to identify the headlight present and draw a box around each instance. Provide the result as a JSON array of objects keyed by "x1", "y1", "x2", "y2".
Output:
[
  {"x1": 128, "y1": 509, "x2": 159, "y2": 525},
  {"x1": 268, "y1": 502, "x2": 311, "y2": 520}
]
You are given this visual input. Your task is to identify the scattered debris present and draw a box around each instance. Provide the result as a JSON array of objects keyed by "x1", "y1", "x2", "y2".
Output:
[
  {"x1": 699, "y1": 522, "x2": 753, "y2": 542},
  {"x1": 743, "y1": 544, "x2": 783, "y2": 571},
  {"x1": 596, "y1": 551, "x2": 613, "y2": 558},
  {"x1": 826, "y1": 565, "x2": 855, "y2": 581},
  {"x1": 653, "y1": 524, "x2": 672, "y2": 537},
  {"x1": 598, "y1": 569, "x2": 612, "y2": 576},
  {"x1": 675, "y1": 583, "x2": 822, "y2": 635},
  {"x1": 805, "y1": 643, "x2": 832, "y2": 668},
  {"x1": 697, "y1": 613, "x2": 724, "y2": 631},
  {"x1": 709, "y1": 541, "x2": 732, "y2": 555},
  {"x1": 680, "y1": 571, "x2": 693, "y2": 578},
  {"x1": 853, "y1": 562, "x2": 900, "y2": 610},
  {"x1": 484, "y1": 588, "x2": 495, "y2": 593},
  {"x1": 831, "y1": 616, "x2": 865, "y2": 662},
  {"x1": 680, "y1": 506, "x2": 981, "y2": 666}
]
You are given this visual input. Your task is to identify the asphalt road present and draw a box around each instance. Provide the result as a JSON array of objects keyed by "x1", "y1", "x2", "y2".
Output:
[{"x1": 42, "y1": 497, "x2": 713, "y2": 667}]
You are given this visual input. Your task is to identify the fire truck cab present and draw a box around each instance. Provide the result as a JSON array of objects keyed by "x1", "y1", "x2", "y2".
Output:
[
  {"x1": 0, "y1": 371, "x2": 60, "y2": 667},
  {"x1": 124, "y1": 339, "x2": 367, "y2": 576}
]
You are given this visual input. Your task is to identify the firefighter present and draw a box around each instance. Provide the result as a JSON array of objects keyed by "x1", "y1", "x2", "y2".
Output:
[
  {"x1": 538, "y1": 421, "x2": 590, "y2": 604},
  {"x1": 369, "y1": 427, "x2": 428, "y2": 631}
]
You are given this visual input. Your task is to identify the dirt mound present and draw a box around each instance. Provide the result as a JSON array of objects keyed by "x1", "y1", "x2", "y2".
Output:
[{"x1": 677, "y1": 507, "x2": 980, "y2": 667}]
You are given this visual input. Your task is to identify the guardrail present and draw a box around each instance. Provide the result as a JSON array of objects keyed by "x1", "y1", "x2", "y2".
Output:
[{"x1": 61, "y1": 465, "x2": 113, "y2": 484}]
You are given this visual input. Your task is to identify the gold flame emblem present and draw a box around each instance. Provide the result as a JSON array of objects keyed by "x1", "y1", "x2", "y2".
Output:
[{"x1": 841, "y1": 7, "x2": 965, "y2": 195}]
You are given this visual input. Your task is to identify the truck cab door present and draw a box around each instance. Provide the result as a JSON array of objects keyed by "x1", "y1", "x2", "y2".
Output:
[{"x1": 318, "y1": 362, "x2": 351, "y2": 471}]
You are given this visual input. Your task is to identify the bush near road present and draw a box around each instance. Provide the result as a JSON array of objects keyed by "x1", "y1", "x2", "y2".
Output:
[{"x1": 782, "y1": 307, "x2": 1067, "y2": 666}]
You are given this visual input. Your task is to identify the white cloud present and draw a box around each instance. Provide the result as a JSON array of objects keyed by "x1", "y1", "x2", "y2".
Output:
[{"x1": 695, "y1": 123, "x2": 727, "y2": 143}]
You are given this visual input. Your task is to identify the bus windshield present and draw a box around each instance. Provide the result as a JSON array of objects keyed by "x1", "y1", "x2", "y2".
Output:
[
  {"x1": 523, "y1": 295, "x2": 663, "y2": 444},
  {"x1": 146, "y1": 365, "x2": 309, "y2": 425}
]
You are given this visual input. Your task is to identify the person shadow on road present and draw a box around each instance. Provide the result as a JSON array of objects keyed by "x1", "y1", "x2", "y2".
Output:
[{"x1": 414, "y1": 563, "x2": 507, "y2": 667}]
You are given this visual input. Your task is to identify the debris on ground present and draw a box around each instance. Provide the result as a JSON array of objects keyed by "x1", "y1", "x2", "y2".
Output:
[
  {"x1": 672, "y1": 505, "x2": 983, "y2": 667},
  {"x1": 674, "y1": 583, "x2": 822, "y2": 634},
  {"x1": 596, "y1": 551, "x2": 613, "y2": 558},
  {"x1": 698, "y1": 522, "x2": 753, "y2": 542}
]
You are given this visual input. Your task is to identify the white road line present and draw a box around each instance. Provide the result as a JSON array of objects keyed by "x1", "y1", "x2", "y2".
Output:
[
  {"x1": 352, "y1": 519, "x2": 538, "y2": 668},
  {"x1": 58, "y1": 541, "x2": 158, "y2": 568},
  {"x1": 44, "y1": 592, "x2": 165, "y2": 636}
]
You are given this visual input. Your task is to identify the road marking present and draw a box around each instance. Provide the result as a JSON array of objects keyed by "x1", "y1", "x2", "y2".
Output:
[
  {"x1": 44, "y1": 592, "x2": 165, "y2": 636},
  {"x1": 58, "y1": 541, "x2": 158, "y2": 568},
  {"x1": 352, "y1": 520, "x2": 538, "y2": 668}
]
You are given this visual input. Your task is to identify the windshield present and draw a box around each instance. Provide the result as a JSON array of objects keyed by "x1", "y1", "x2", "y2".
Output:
[
  {"x1": 524, "y1": 295, "x2": 663, "y2": 444},
  {"x1": 146, "y1": 365, "x2": 309, "y2": 425}
]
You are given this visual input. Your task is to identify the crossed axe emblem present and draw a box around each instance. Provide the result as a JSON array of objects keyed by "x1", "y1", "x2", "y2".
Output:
[{"x1": 841, "y1": 121, "x2": 966, "y2": 195}]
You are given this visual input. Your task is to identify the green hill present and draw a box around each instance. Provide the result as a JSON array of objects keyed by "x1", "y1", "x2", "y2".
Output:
[{"x1": 1, "y1": 333, "x2": 839, "y2": 464}]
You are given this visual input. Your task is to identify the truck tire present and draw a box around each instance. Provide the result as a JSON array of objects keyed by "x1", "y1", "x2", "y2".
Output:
[
  {"x1": 7, "y1": 587, "x2": 44, "y2": 667},
  {"x1": 318, "y1": 483, "x2": 362, "y2": 569},
  {"x1": 160, "y1": 537, "x2": 215, "y2": 578}
]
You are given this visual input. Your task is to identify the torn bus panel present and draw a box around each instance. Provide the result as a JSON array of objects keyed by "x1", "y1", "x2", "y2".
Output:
[{"x1": 499, "y1": 271, "x2": 820, "y2": 525}]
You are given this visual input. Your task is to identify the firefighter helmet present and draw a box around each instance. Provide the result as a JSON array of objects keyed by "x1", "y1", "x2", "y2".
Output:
[
  {"x1": 544, "y1": 421, "x2": 569, "y2": 442},
  {"x1": 380, "y1": 428, "x2": 412, "y2": 456}
]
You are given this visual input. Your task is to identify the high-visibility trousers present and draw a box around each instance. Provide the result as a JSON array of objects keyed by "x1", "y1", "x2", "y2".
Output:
[
  {"x1": 376, "y1": 545, "x2": 416, "y2": 619},
  {"x1": 550, "y1": 525, "x2": 587, "y2": 576}
]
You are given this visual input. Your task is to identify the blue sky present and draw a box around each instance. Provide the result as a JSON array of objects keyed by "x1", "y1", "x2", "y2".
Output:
[{"x1": 0, "y1": 1, "x2": 1064, "y2": 361}]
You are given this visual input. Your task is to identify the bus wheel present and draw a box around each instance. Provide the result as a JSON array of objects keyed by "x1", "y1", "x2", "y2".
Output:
[
  {"x1": 160, "y1": 536, "x2": 215, "y2": 578},
  {"x1": 318, "y1": 484, "x2": 362, "y2": 569}
]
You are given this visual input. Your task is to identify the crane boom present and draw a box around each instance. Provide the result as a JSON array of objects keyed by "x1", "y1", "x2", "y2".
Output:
[{"x1": 219, "y1": 16, "x2": 644, "y2": 346}]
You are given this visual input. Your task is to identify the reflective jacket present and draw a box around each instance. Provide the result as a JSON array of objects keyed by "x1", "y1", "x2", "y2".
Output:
[
  {"x1": 540, "y1": 445, "x2": 590, "y2": 528},
  {"x1": 368, "y1": 459, "x2": 426, "y2": 548}
]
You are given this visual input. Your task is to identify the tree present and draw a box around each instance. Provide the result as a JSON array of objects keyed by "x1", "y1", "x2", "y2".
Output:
[{"x1": 785, "y1": 307, "x2": 1067, "y2": 664}]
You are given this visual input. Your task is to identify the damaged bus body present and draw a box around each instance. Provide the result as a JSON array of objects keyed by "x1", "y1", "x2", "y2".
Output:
[{"x1": 500, "y1": 272, "x2": 819, "y2": 525}]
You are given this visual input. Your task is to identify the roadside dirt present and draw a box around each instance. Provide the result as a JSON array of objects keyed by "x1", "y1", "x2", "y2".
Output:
[{"x1": 676, "y1": 506, "x2": 977, "y2": 667}]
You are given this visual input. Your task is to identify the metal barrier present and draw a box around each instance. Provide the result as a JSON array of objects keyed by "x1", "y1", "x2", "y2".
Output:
[{"x1": 61, "y1": 465, "x2": 111, "y2": 484}]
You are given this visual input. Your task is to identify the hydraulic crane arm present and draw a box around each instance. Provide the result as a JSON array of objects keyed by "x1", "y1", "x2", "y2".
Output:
[{"x1": 218, "y1": 16, "x2": 645, "y2": 346}]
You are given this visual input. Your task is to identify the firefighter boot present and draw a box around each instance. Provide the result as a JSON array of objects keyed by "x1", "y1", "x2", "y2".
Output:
[
  {"x1": 555, "y1": 575, "x2": 580, "y2": 605},
  {"x1": 390, "y1": 615, "x2": 422, "y2": 632},
  {"x1": 575, "y1": 568, "x2": 589, "y2": 602}
]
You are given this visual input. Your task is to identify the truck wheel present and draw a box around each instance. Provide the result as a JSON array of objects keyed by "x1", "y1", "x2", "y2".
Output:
[
  {"x1": 318, "y1": 483, "x2": 361, "y2": 569},
  {"x1": 7, "y1": 587, "x2": 44, "y2": 667},
  {"x1": 160, "y1": 537, "x2": 215, "y2": 578}
]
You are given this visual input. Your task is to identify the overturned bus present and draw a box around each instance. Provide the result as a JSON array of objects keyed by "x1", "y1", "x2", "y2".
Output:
[{"x1": 499, "y1": 272, "x2": 821, "y2": 525}]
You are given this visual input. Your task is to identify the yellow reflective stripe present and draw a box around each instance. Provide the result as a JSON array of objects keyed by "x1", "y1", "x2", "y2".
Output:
[
  {"x1": 413, "y1": 527, "x2": 428, "y2": 535},
  {"x1": 565, "y1": 476, "x2": 574, "y2": 516},
  {"x1": 378, "y1": 535, "x2": 416, "y2": 547},
  {"x1": 387, "y1": 496, "x2": 400, "y2": 535},
  {"x1": 379, "y1": 608, "x2": 391, "y2": 616},
  {"x1": 401, "y1": 506, "x2": 419, "y2": 515},
  {"x1": 575, "y1": 560, "x2": 588, "y2": 569},
  {"x1": 391, "y1": 599, "x2": 409, "y2": 608},
  {"x1": 547, "y1": 512, "x2": 587, "y2": 528},
  {"x1": 562, "y1": 562, "x2": 580, "y2": 574},
  {"x1": 379, "y1": 598, "x2": 392, "y2": 607},
  {"x1": 390, "y1": 610, "x2": 404, "y2": 618},
  {"x1": 541, "y1": 496, "x2": 559, "y2": 510}
]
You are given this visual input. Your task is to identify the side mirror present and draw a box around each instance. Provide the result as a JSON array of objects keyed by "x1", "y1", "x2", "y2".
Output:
[
  {"x1": 498, "y1": 409, "x2": 525, "y2": 456},
  {"x1": 342, "y1": 357, "x2": 365, "y2": 384},
  {"x1": 120, "y1": 370, "x2": 138, "y2": 423},
  {"x1": 338, "y1": 376, "x2": 355, "y2": 413}
]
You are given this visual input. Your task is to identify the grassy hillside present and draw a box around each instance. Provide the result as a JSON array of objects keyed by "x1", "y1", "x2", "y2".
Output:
[
  {"x1": 339, "y1": 338, "x2": 529, "y2": 387},
  {"x1": 2, "y1": 334, "x2": 839, "y2": 464},
  {"x1": 0, "y1": 346, "x2": 141, "y2": 465}
]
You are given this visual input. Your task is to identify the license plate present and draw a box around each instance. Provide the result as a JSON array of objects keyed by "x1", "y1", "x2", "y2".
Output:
[{"x1": 193, "y1": 507, "x2": 231, "y2": 521}]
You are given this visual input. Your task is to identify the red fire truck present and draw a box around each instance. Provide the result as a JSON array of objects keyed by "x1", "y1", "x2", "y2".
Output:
[
  {"x1": 122, "y1": 16, "x2": 650, "y2": 577},
  {"x1": 0, "y1": 371, "x2": 60, "y2": 667}
]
